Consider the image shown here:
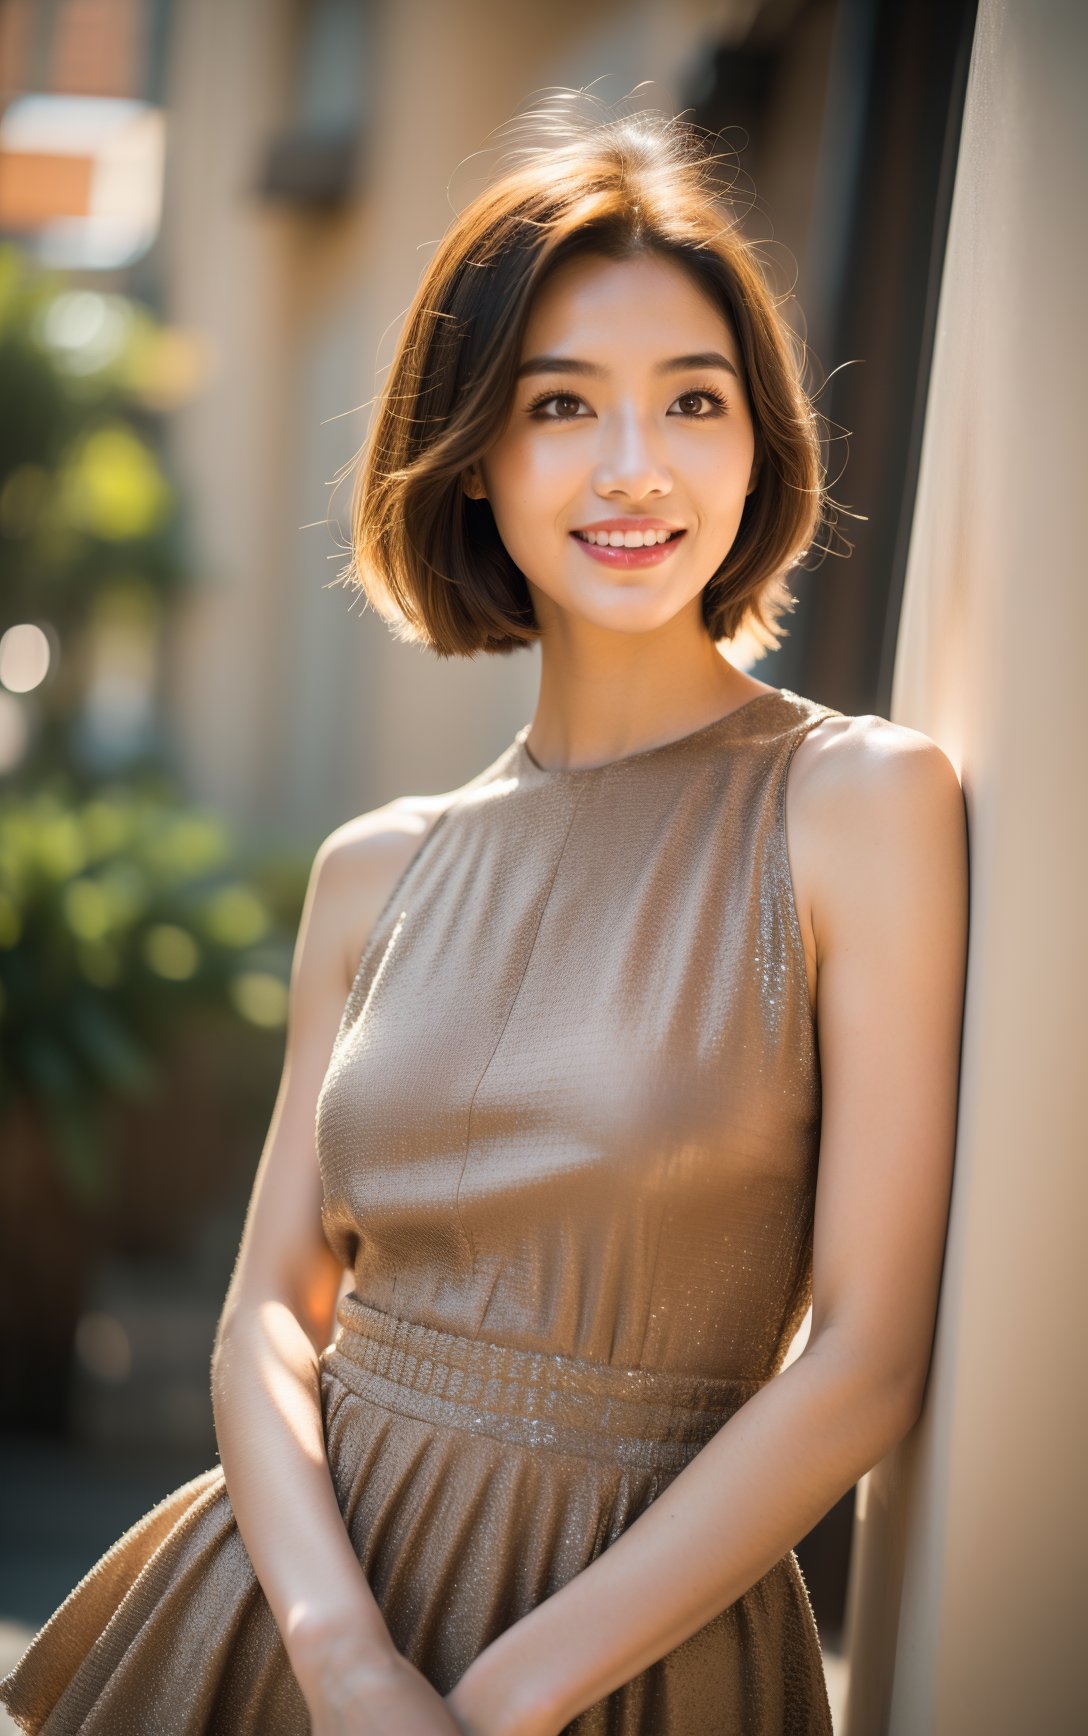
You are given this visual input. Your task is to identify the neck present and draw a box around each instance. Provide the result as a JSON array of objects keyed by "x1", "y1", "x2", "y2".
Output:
[{"x1": 526, "y1": 636, "x2": 773, "y2": 774}]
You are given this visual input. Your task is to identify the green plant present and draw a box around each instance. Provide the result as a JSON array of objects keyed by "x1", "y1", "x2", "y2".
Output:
[{"x1": 0, "y1": 775, "x2": 302, "y2": 1213}]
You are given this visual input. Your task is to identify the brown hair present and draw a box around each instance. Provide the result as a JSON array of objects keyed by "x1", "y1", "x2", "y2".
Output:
[{"x1": 343, "y1": 98, "x2": 828, "y2": 659}]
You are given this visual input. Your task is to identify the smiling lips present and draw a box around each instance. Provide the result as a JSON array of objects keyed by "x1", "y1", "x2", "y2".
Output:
[{"x1": 570, "y1": 525, "x2": 687, "y2": 567}]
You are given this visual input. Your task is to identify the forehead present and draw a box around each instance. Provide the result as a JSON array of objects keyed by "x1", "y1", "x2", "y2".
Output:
[{"x1": 522, "y1": 251, "x2": 738, "y2": 360}]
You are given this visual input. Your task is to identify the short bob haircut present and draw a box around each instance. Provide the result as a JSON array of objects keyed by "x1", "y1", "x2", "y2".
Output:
[{"x1": 345, "y1": 99, "x2": 828, "y2": 660}]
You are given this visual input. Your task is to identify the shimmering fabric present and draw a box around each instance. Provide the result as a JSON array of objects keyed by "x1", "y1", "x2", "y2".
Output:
[{"x1": 1, "y1": 685, "x2": 840, "y2": 1735}]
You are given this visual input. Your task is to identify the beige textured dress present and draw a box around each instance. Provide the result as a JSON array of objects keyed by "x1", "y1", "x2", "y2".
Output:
[{"x1": 1, "y1": 685, "x2": 840, "y2": 1735}]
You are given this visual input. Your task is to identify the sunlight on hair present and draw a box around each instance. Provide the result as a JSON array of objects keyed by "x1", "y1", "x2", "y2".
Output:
[{"x1": 719, "y1": 623, "x2": 773, "y2": 672}]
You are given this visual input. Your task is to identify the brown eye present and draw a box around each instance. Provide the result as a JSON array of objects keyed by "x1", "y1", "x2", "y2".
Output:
[
  {"x1": 671, "y1": 387, "x2": 730, "y2": 418},
  {"x1": 525, "y1": 391, "x2": 585, "y2": 420}
]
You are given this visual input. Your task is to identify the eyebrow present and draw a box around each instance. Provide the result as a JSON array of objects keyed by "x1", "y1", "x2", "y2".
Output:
[{"x1": 515, "y1": 350, "x2": 741, "y2": 382}]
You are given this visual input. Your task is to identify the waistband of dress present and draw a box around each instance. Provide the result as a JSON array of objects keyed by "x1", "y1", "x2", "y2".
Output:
[{"x1": 320, "y1": 1290, "x2": 762, "y2": 1472}]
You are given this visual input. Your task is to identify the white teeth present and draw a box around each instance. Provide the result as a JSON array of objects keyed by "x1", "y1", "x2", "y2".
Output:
[{"x1": 578, "y1": 528, "x2": 677, "y2": 548}]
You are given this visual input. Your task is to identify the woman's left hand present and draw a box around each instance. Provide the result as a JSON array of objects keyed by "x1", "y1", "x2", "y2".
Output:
[{"x1": 444, "y1": 1646, "x2": 562, "y2": 1736}]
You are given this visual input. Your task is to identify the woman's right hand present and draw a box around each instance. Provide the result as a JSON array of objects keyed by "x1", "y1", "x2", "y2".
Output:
[{"x1": 304, "y1": 1648, "x2": 468, "y2": 1734}]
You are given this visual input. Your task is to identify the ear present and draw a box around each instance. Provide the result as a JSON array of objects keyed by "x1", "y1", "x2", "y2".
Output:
[{"x1": 462, "y1": 465, "x2": 487, "y2": 502}]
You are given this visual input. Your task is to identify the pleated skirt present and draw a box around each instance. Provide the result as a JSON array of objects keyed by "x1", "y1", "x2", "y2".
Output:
[{"x1": 0, "y1": 1293, "x2": 833, "y2": 1734}]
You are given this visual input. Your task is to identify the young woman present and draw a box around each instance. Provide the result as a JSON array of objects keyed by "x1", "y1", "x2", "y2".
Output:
[{"x1": 0, "y1": 100, "x2": 968, "y2": 1736}]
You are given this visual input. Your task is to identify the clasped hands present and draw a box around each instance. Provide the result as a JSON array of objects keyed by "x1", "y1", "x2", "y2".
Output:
[
  {"x1": 301, "y1": 1640, "x2": 563, "y2": 1736},
  {"x1": 444, "y1": 1643, "x2": 562, "y2": 1736}
]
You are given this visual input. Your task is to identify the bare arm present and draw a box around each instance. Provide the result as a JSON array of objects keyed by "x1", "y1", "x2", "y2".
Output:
[
  {"x1": 209, "y1": 798, "x2": 460, "y2": 1726},
  {"x1": 445, "y1": 718, "x2": 970, "y2": 1736}
]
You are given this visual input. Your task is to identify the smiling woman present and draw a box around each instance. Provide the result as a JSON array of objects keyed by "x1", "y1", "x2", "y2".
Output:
[
  {"x1": 0, "y1": 94, "x2": 967, "y2": 1736},
  {"x1": 350, "y1": 109, "x2": 825, "y2": 669},
  {"x1": 459, "y1": 251, "x2": 764, "y2": 675}
]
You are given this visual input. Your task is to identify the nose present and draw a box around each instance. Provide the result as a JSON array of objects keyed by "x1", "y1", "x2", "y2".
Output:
[{"x1": 592, "y1": 402, "x2": 673, "y2": 503}]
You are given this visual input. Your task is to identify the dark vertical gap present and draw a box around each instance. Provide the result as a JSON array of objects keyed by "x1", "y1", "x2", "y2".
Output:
[
  {"x1": 873, "y1": 2, "x2": 978, "y2": 706},
  {"x1": 789, "y1": 0, "x2": 979, "y2": 715}
]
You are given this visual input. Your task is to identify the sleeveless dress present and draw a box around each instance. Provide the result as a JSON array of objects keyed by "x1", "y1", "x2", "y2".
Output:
[{"x1": 0, "y1": 685, "x2": 840, "y2": 1735}]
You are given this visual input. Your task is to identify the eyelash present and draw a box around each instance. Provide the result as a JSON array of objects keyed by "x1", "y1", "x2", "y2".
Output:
[{"x1": 523, "y1": 384, "x2": 731, "y2": 421}]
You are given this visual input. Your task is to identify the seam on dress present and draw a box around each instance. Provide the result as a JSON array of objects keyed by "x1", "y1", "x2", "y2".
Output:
[{"x1": 454, "y1": 782, "x2": 590, "y2": 1313}]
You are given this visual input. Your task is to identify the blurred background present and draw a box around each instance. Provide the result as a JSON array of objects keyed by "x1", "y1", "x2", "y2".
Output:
[{"x1": 0, "y1": 0, "x2": 983, "y2": 1726}]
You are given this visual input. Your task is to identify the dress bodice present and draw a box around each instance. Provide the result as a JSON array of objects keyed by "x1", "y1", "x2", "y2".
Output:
[{"x1": 316, "y1": 687, "x2": 839, "y2": 1382}]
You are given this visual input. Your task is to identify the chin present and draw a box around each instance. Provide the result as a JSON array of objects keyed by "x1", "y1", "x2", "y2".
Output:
[
  {"x1": 581, "y1": 583, "x2": 696, "y2": 630},
  {"x1": 528, "y1": 569, "x2": 698, "y2": 637}
]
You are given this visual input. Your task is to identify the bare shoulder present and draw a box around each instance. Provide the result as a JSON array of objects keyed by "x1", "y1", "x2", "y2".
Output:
[
  {"x1": 786, "y1": 712, "x2": 967, "y2": 971},
  {"x1": 315, "y1": 791, "x2": 455, "y2": 992},
  {"x1": 790, "y1": 710, "x2": 963, "y2": 814}
]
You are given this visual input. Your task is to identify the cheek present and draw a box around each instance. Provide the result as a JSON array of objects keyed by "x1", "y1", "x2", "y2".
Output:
[
  {"x1": 488, "y1": 438, "x2": 574, "y2": 525},
  {"x1": 508, "y1": 432, "x2": 577, "y2": 483},
  {"x1": 695, "y1": 423, "x2": 756, "y2": 480}
]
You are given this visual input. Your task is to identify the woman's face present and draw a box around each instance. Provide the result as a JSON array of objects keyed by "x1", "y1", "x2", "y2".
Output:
[{"x1": 466, "y1": 250, "x2": 759, "y2": 639}]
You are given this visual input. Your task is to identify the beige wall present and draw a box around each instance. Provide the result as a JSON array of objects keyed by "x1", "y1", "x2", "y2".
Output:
[
  {"x1": 842, "y1": 2, "x2": 1088, "y2": 1731},
  {"x1": 161, "y1": 0, "x2": 751, "y2": 843}
]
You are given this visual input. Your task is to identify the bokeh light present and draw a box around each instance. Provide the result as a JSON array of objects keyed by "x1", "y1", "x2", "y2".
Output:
[{"x1": 0, "y1": 622, "x2": 52, "y2": 693}]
